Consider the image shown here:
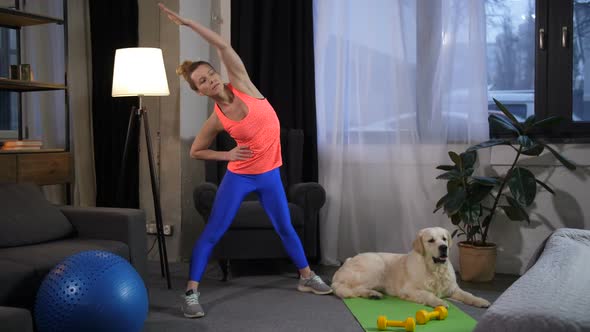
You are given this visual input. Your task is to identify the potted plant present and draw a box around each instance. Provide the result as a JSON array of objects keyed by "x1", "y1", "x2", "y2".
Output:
[{"x1": 434, "y1": 99, "x2": 576, "y2": 282}]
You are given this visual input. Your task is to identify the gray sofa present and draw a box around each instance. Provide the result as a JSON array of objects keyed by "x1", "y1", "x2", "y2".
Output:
[
  {"x1": 0, "y1": 183, "x2": 147, "y2": 332},
  {"x1": 474, "y1": 228, "x2": 590, "y2": 332}
]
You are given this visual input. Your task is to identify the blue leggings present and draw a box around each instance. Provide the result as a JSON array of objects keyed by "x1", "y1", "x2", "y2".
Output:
[{"x1": 189, "y1": 167, "x2": 309, "y2": 281}]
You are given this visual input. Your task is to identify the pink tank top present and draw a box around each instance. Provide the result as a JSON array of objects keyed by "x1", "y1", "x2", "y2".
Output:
[{"x1": 214, "y1": 84, "x2": 282, "y2": 174}]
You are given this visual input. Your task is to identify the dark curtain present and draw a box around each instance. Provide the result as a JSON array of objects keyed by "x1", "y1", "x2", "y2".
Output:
[
  {"x1": 231, "y1": 0, "x2": 319, "y2": 182},
  {"x1": 89, "y1": 1, "x2": 139, "y2": 208}
]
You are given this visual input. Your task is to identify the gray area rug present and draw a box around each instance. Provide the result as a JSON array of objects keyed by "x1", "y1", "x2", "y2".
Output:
[
  {"x1": 144, "y1": 260, "x2": 515, "y2": 332},
  {"x1": 144, "y1": 261, "x2": 361, "y2": 332}
]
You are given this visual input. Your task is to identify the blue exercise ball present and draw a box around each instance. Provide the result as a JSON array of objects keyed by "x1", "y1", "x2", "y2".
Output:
[{"x1": 34, "y1": 250, "x2": 148, "y2": 332}]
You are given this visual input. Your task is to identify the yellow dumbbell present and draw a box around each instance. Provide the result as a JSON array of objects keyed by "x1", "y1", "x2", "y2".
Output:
[
  {"x1": 416, "y1": 306, "x2": 448, "y2": 325},
  {"x1": 376, "y1": 315, "x2": 415, "y2": 331}
]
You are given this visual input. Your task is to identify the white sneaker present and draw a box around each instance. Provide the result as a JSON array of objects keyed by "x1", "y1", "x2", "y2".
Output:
[
  {"x1": 297, "y1": 271, "x2": 333, "y2": 295},
  {"x1": 182, "y1": 289, "x2": 205, "y2": 318}
]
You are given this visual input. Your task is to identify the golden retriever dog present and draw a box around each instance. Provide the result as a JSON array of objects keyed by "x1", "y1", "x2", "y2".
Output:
[{"x1": 331, "y1": 227, "x2": 490, "y2": 308}]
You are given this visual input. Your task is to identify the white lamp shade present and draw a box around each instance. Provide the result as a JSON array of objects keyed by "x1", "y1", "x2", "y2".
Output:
[{"x1": 112, "y1": 47, "x2": 170, "y2": 97}]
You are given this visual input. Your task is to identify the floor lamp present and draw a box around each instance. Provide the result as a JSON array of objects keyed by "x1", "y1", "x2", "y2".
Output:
[{"x1": 112, "y1": 47, "x2": 171, "y2": 289}]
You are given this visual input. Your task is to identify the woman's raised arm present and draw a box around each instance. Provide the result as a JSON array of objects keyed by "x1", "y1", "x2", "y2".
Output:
[{"x1": 158, "y1": 3, "x2": 261, "y2": 96}]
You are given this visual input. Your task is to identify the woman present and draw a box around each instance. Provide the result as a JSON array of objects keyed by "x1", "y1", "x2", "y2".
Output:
[{"x1": 158, "y1": 3, "x2": 332, "y2": 319}]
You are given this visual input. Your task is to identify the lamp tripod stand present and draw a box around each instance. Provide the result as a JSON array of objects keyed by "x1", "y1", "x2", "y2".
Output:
[
  {"x1": 118, "y1": 97, "x2": 171, "y2": 289},
  {"x1": 112, "y1": 47, "x2": 171, "y2": 289}
]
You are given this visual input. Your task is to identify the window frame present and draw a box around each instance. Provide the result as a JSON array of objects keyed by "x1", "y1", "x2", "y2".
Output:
[{"x1": 491, "y1": 0, "x2": 590, "y2": 140}]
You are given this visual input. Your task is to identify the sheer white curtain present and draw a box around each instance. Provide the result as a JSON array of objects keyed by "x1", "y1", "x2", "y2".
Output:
[
  {"x1": 67, "y1": 0, "x2": 96, "y2": 206},
  {"x1": 314, "y1": 0, "x2": 489, "y2": 265},
  {"x1": 22, "y1": 0, "x2": 96, "y2": 205},
  {"x1": 22, "y1": 0, "x2": 65, "y2": 149}
]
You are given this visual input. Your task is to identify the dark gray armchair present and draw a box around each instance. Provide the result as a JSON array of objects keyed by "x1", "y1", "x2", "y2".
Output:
[{"x1": 193, "y1": 128, "x2": 325, "y2": 280}]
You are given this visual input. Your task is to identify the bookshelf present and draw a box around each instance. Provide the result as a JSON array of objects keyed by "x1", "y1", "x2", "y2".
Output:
[
  {"x1": 0, "y1": 3, "x2": 72, "y2": 200},
  {"x1": 0, "y1": 78, "x2": 66, "y2": 91},
  {"x1": 0, "y1": 7, "x2": 63, "y2": 27}
]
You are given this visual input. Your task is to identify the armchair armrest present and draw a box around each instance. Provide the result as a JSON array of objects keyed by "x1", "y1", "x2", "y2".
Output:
[
  {"x1": 288, "y1": 182, "x2": 326, "y2": 260},
  {"x1": 58, "y1": 206, "x2": 147, "y2": 282},
  {"x1": 288, "y1": 182, "x2": 326, "y2": 213},
  {"x1": 193, "y1": 182, "x2": 218, "y2": 220}
]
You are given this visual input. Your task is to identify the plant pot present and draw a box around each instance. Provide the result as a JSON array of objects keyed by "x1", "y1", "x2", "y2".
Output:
[{"x1": 457, "y1": 241, "x2": 497, "y2": 282}]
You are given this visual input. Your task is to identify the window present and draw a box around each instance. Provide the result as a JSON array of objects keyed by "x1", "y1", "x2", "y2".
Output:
[
  {"x1": 486, "y1": 0, "x2": 590, "y2": 139},
  {"x1": 573, "y1": 0, "x2": 590, "y2": 122},
  {"x1": 0, "y1": 26, "x2": 19, "y2": 139}
]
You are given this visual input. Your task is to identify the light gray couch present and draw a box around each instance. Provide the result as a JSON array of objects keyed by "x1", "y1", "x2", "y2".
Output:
[
  {"x1": 474, "y1": 228, "x2": 590, "y2": 332},
  {"x1": 0, "y1": 183, "x2": 148, "y2": 332}
]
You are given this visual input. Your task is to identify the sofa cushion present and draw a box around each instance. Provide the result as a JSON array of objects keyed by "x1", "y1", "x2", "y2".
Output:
[
  {"x1": 0, "y1": 238, "x2": 130, "y2": 309},
  {"x1": 213, "y1": 228, "x2": 305, "y2": 259},
  {"x1": 0, "y1": 238, "x2": 130, "y2": 273},
  {"x1": 229, "y1": 201, "x2": 304, "y2": 229},
  {"x1": 0, "y1": 183, "x2": 74, "y2": 248},
  {"x1": 0, "y1": 261, "x2": 39, "y2": 308},
  {"x1": 0, "y1": 306, "x2": 34, "y2": 332}
]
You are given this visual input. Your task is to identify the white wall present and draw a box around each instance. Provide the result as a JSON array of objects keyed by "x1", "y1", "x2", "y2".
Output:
[
  {"x1": 179, "y1": 0, "x2": 211, "y2": 140},
  {"x1": 420, "y1": 144, "x2": 590, "y2": 276},
  {"x1": 138, "y1": 0, "x2": 588, "y2": 274},
  {"x1": 137, "y1": 0, "x2": 231, "y2": 263},
  {"x1": 138, "y1": 0, "x2": 182, "y2": 262},
  {"x1": 177, "y1": 0, "x2": 213, "y2": 262},
  {"x1": 487, "y1": 144, "x2": 590, "y2": 275}
]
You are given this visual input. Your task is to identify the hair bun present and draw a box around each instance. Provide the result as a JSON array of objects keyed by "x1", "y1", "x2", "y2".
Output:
[{"x1": 176, "y1": 60, "x2": 193, "y2": 76}]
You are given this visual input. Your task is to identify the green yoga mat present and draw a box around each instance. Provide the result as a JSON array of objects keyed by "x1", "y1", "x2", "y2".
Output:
[{"x1": 343, "y1": 296, "x2": 476, "y2": 332}]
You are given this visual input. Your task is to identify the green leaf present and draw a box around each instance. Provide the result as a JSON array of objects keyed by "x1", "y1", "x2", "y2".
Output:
[
  {"x1": 451, "y1": 229, "x2": 459, "y2": 238},
  {"x1": 449, "y1": 151, "x2": 462, "y2": 167},
  {"x1": 472, "y1": 176, "x2": 500, "y2": 186},
  {"x1": 493, "y1": 98, "x2": 523, "y2": 130},
  {"x1": 524, "y1": 114, "x2": 536, "y2": 129},
  {"x1": 461, "y1": 151, "x2": 477, "y2": 169},
  {"x1": 460, "y1": 204, "x2": 481, "y2": 225},
  {"x1": 447, "y1": 180, "x2": 462, "y2": 192},
  {"x1": 490, "y1": 113, "x2": 521, "y2": 135},
  {"x1": 535, "y1": 179, "x2": 555, "y2": 195},
  {"x1": 444, "y1": 187, "x2": 466, "y2": 215},
  {"x1": 468, "y1": 183, "x2": 494, "y2": 203},
  {"x1": 507, "y1": 167, "x2": 537, "y2": 206},
  {"x1": 463, "y1": 167, "x2": 475, "y2": 177},
  {"x1": 436, "y1": 170, "x2": 462, "y2": 180},
  {"x1": 506, "y1": 196, "x2": 530, "y2": 224},
  {"x1": 517, "y1": 135, "x2": 534, "y2": 149},
  {"x1": 436, "y1": 165, "x2": 455, "y2": 171},
  {"x1": 530, "y1": 115, "x2": 563, "y2": 130},
  {"x1": 451, "y1": 213, "x2": 462, "y2": 225},
  {"x1": 500, "y1": 205, "x2": 527, "y2": 221},
  {"x1": 539, "y1": 143, "x2": 577, "y2": 170},
  {"x1": 434, "y1": 194, "x2": 449, "y2": 213},
  {"x1": 467, "y1": 139, "x2": 511, "y2": 152},
  {"x1": 521, "y1": 144, "x2": 544, "y2": 156}
]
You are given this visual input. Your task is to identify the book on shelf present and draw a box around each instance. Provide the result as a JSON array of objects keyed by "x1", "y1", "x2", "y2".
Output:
[
  {"x1": 2, "y1": 139, "x2": 42, "y2": 147},
  {"x1": 1, "y1": 140, "x2": 43, "y2": 151},
  {"x1": 1, "y1": 146, "x2": 42, "y2": 151}
]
